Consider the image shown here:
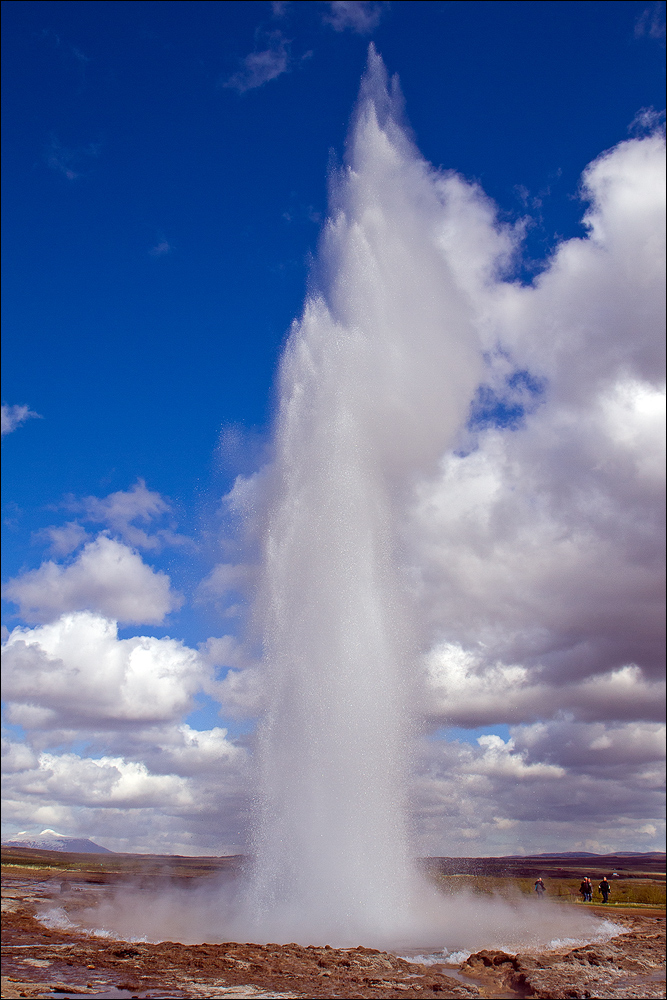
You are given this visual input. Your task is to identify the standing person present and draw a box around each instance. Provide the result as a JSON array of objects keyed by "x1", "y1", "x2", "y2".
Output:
[
  {"x1": 534, "y1": 877, "x2": 546, "y2": 898},
  {"x1": 580, "y1": 878, "x2": 592, "y2": 902},
  {"x1": 598, "y1": 877, "x2": 611, "y2": 903}
]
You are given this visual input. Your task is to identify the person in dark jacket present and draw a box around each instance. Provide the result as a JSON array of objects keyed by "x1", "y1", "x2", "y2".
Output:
[
  {"x1": 598, "y1": 877, "x2": 611, "y2": 903},
  {"x1": 534, "y1": 877, "x2": 546, "y2": 898},
  {"x1": 580, "y1": 877, "x2": 592, "y2": 902}
]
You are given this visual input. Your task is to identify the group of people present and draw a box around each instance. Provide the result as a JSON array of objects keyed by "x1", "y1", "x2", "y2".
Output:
[
  {"x1": 533, "y1": 876, "x2": 612, "y2": 902},
  {"x1": 580, "y1": 876, "x2": 611, "y2": 903}
]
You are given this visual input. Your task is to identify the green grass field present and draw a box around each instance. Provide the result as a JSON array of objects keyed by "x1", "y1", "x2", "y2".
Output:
[{"x1": 432, "y1": 873, "x2": 666, "y2": 907}]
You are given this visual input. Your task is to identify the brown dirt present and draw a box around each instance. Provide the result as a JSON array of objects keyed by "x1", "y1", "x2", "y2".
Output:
[{"x1": 2, "y1": 866, "x2": 664, "y2": 999}]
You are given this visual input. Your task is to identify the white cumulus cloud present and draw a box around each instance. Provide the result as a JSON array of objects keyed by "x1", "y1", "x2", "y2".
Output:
[
  {"x1": 2, "y1": 535, "x2": 182, "y2": 624},
  {"x1": 406, "y1": 132, "x2": 665, "y2": 723},
  {"x1": 1, "y1": 612, "x2": 205, "y2": 728},
  {"x1": 1, "y1": 612, "x2": 251, "y2": 853}
]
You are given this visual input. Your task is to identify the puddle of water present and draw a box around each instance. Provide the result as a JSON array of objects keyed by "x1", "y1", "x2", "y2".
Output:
[
  {"x1": 35, "y1": 990, "x2": 294, "y2": 999},
  {"x1": 37, "y1": 989, "x2": 182, "y2": 999},
  {"x1": 10, "y1": 943, "x2": 73, "y2": 949},
  {"x1": 613, "y1": 969, "x2": 667, "y2": 987}
]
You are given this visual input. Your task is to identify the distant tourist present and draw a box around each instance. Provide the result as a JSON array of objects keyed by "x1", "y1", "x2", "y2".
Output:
[
  {"x1": 534, "y1": 877, "x2": 546, "y2": 898},
  {"x1": 580, "y1": 877, "x2": 593, "y2": 902},
  {"x1": 598, "y1": 877, "x2": 611, "y2": 903}
]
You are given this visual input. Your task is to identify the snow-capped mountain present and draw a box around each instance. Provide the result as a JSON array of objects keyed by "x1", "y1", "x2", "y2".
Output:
[{"x1": 3, "y1": 829, "x2": 113, "y2": 853}]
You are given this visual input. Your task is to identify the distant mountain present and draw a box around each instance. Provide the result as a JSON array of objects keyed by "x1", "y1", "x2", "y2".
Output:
[
  {"x1": 524, "y1": 852, "x2": 604, "y2": 858},
  {"x1": 505, "y1": 852, "x2": 665, "y2": 860},
  {"x1": 3, "y1": 829, "x2": 113, "y2": 854},
  {"x1": 611, "y1": 852, "x2": 666, "y2": 858}
]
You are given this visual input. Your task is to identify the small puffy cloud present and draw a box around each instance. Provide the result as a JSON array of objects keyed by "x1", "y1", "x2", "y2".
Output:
[
  {"x1": 224, "y1": 32, "x2": 290, "y2": 93},
  {"x1": 1, "y1": 739, "x2": 39, "y2": 774},
  {"x1": 196, "y1": 562, "x2": 255, "y2": 618},
  {"x1": 1, "y1": 403, "x2": 41, "y2": 437},
  {"x1": 323, "y1": 1, "x2": 384, "y2": 34},
  {"x1": 71, "y1": 479, "x2": 188, "y2": 551},
  {"x1": 197, "y1": 635, "x2": 263, "y2": 718},
  {"x1": 514, "y1": 719, "x2": 666, "y2": 776},
  {"x1": 2, "y1": 535, "x2": 182, "y2": 625},
  {"x1": 214, "y1": 666, "x2": 264, "y2": 718},
  {"x1": 467, "y1": 733, "x2": 565, "y2": 781},
  {"x1": 136, "y1": 723, "x2": 245, "y2": 778},
  {"x1": 198, "y1": 634, "x2": 247, "y2": 668},
  {"x1": 22, "y1": 753, "x2": 194, "y2": 809}
]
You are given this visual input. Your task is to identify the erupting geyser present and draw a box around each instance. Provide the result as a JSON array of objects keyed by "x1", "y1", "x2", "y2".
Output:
[
  {"x1": 245, "y1": 46, "x2": 481, "y2": 946},
  {"x1": 69, "y1": 48, "x2": 616, "y2": 957}
]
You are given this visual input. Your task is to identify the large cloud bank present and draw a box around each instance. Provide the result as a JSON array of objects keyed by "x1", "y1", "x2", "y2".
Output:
[
  {"x1": 2, "y1": 611, "x2": 249, "y2": 854},
  {"x1": 2, "y1": 127, "x2": 664, "y2": 856},
  {"x1": 401, "y1": 132, "x2": 665, "y2": 854}
]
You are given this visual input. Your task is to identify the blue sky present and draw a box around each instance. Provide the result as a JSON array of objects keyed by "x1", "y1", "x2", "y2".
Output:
[
  {"x1": 3, "y1": 2, "x2": 664, "y2": 535},
  {"x1": 2, "y1": 1, "x2": 665, "y2": 857}
]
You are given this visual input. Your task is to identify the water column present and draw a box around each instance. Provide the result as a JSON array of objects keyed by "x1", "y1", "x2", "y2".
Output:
[{"x1": 246, "y1": 46, "x2": 480, "y2": 946}]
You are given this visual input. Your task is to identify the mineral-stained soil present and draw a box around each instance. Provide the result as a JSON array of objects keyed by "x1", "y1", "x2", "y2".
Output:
[
  {"x1": 459, "y1": 913, "x2": 666, "y2": 999},
  {"x1": 2, "y1": 865, "x2": 665, "y2": 999}
]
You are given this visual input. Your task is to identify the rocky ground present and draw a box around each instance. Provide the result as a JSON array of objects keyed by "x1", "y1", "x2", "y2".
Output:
[{"x1": 1, "y1": 868, "x2": 664, "y2": 999}]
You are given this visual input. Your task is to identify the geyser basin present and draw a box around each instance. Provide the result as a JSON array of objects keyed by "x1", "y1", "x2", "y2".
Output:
[{"x1": 48, "y1": 876, "x2": 620, "y2": 958}]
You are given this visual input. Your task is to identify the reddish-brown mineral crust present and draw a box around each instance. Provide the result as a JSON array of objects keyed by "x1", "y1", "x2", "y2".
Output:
[{"x1": 461, "y1": 912, "x2": 666, "y2": 998}]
